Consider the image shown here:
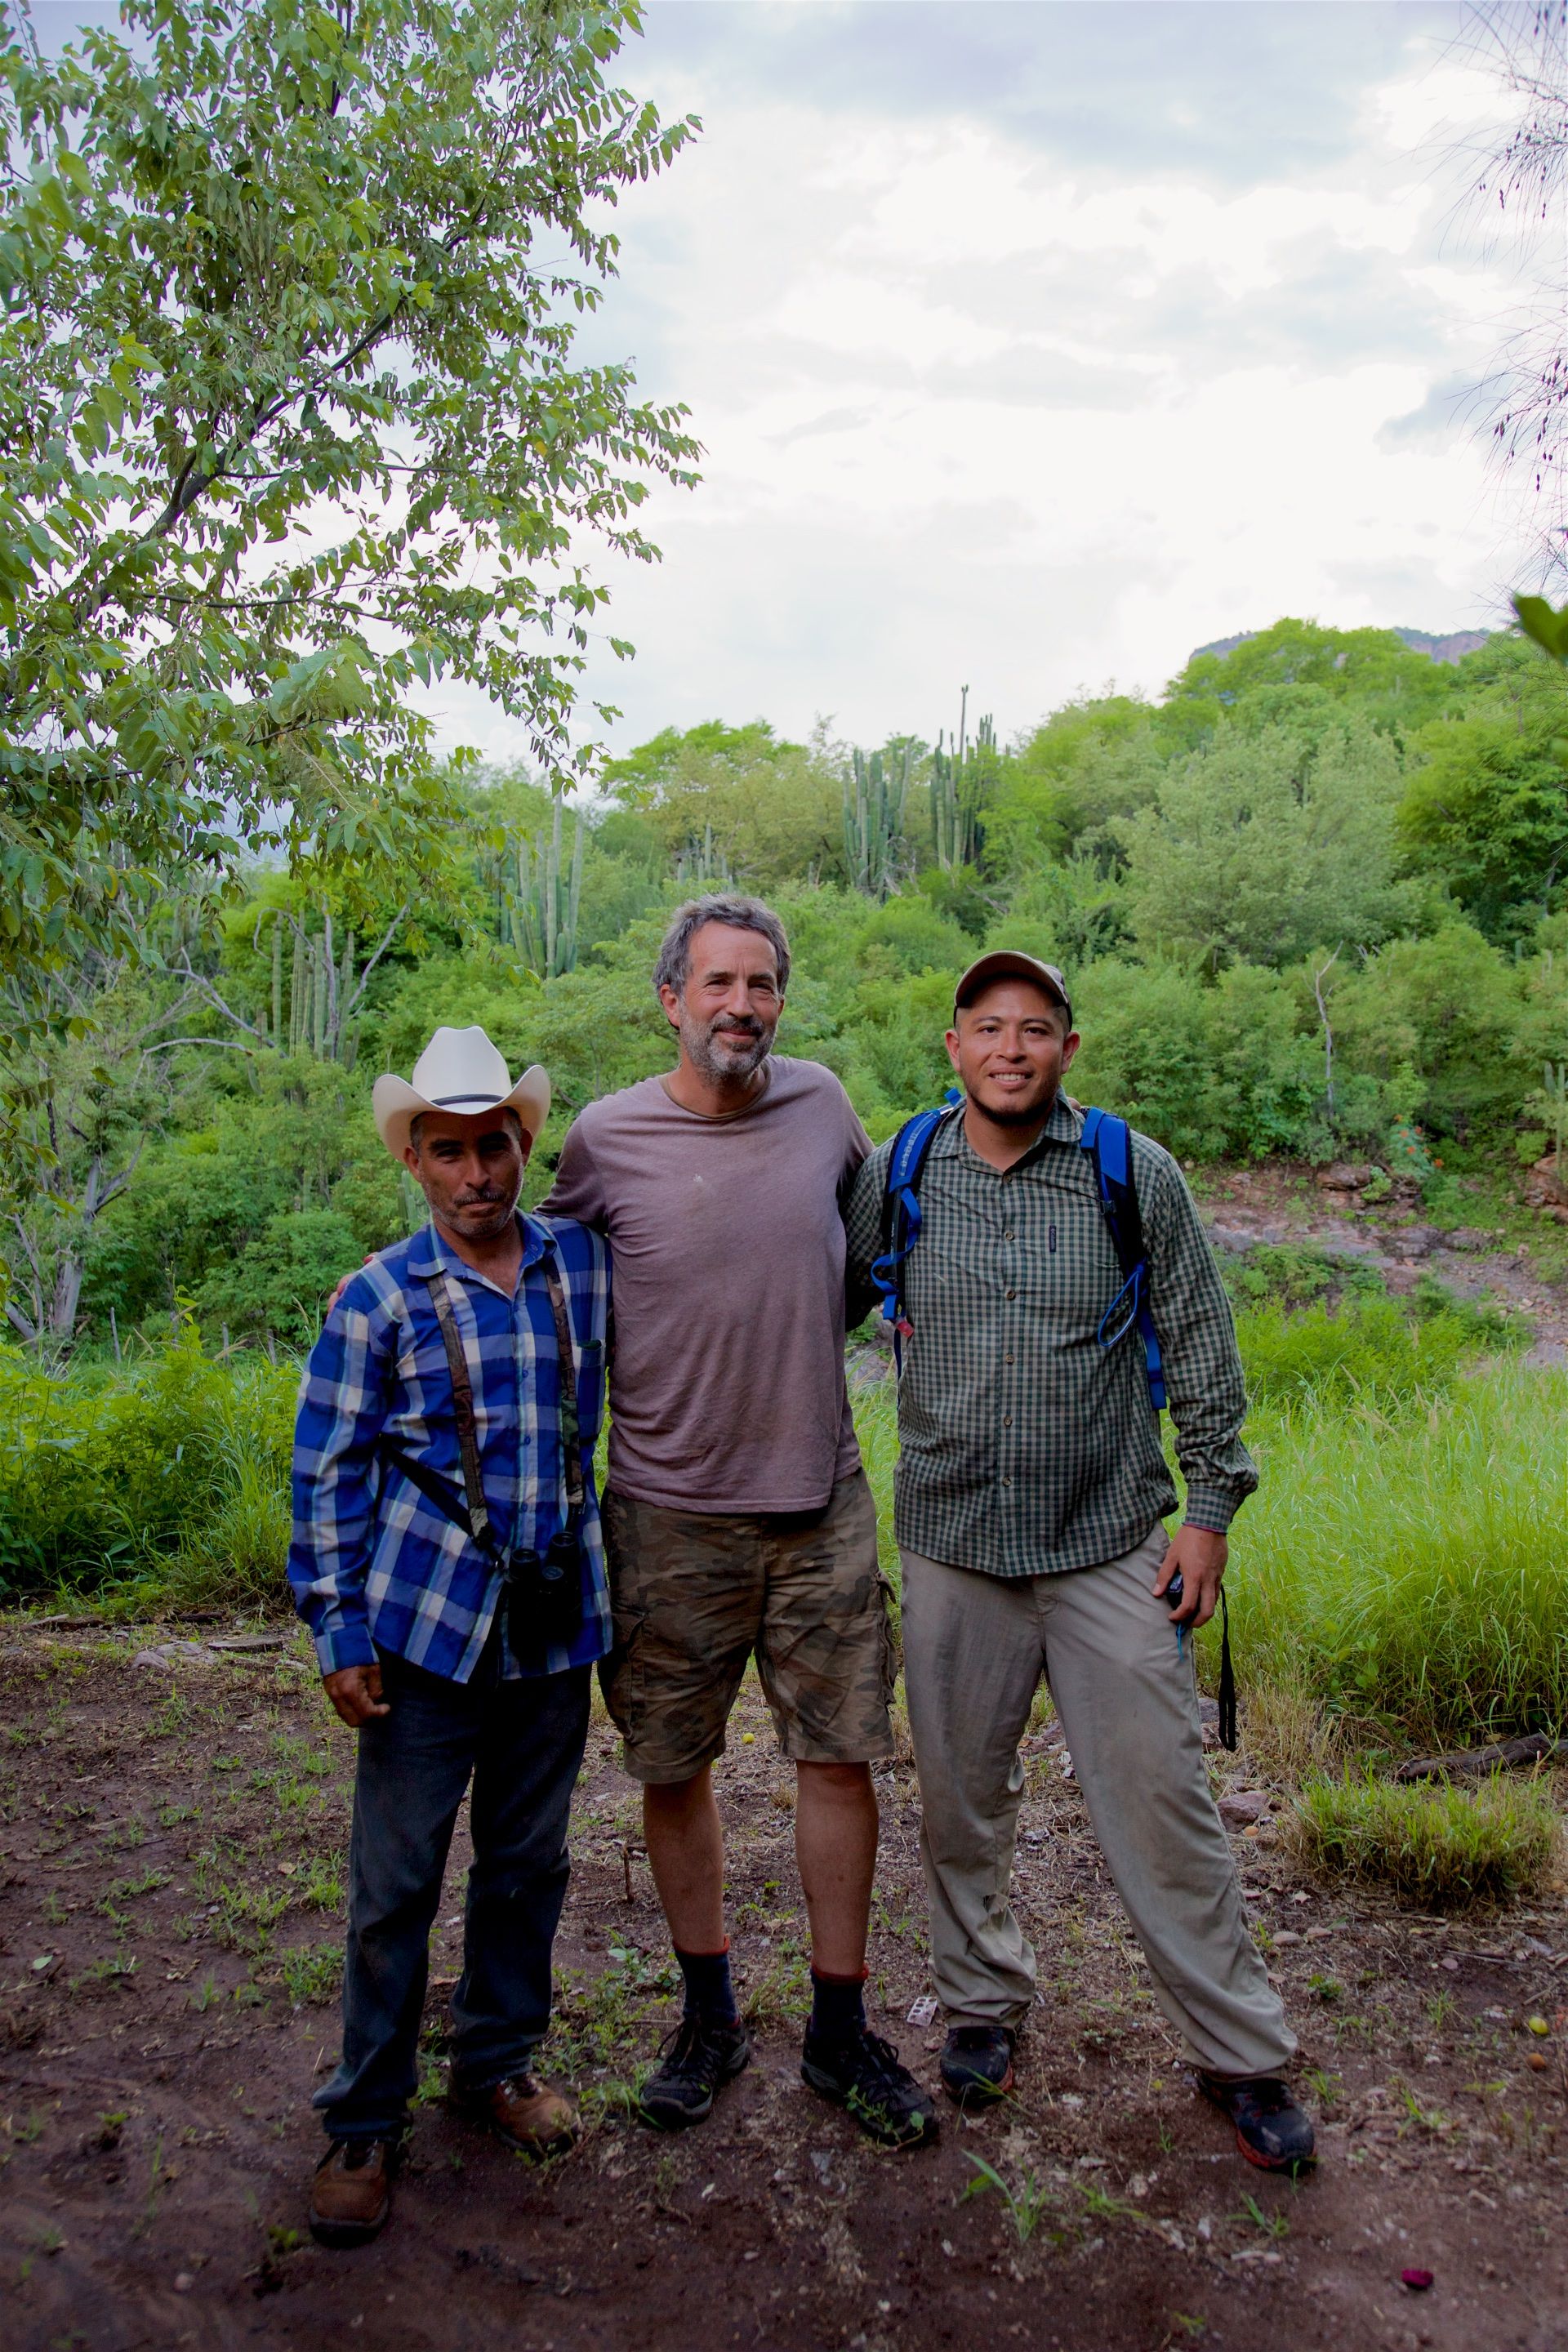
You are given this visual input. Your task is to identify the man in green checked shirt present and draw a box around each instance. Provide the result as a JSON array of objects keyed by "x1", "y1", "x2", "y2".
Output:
[{"x1": 844, "y1": 951, "x2": 1315, "y2": 2175}]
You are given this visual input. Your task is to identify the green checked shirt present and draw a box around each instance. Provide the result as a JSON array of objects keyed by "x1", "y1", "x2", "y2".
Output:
[{"x1": 843, "y1": 1095, "x2": 1257, "y2": 1579}]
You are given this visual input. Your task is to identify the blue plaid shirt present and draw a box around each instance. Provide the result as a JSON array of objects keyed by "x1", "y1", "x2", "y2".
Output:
[{"x1": 287, "y1": 1213, "x2": 611, "y2": 1682}]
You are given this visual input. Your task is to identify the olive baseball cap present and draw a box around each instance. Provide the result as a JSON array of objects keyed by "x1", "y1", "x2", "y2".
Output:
[{"x1": 952, "y1": 951, "x2": 1073, "y2": 1027}]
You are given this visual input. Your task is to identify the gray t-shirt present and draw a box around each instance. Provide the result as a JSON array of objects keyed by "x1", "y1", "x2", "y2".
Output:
[{"x1": 543, "y1": 1058, "x2": 871, "y2": 1512}]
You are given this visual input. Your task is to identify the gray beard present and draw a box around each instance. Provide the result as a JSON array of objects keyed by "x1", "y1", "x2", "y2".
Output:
[{"x1": 683, "y1": 1013, "x2": 773, "y2": 1085}]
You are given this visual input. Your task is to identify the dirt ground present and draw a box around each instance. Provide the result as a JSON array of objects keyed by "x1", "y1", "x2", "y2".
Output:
[{"x1": 2, "y1": 1625, "x2": 1566, "y2": 2352}]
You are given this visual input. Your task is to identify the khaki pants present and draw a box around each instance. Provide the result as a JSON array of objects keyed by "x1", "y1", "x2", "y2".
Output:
[{"x1": 899, "y1": 1526, "x2": 1294, "y2": 2081}]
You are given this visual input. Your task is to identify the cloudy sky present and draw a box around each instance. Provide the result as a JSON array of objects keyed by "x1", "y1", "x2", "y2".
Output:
[
  {"x1": 35, "y1": 0, "x2": 1543, "y2": 763},
  {"x1": 440, "y1": 0, "x2": 1535, "y2": 768}
]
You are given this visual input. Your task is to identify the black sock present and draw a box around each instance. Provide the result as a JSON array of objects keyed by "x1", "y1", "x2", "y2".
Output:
[
  {"x1": 675, "y1": 1943, "x2": 738, "y2": 2025},
  {"x1": 809, "y1": 1968, "x2": 866, "y2": 2043}
]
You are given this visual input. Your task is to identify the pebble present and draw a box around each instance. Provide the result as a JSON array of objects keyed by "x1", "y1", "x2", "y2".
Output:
[{"x1": 173, "y1": 2274, "x2": 194, "y2": 2294}]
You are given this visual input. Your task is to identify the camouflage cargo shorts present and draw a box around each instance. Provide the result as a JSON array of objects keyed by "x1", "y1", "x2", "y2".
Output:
[{"x1": 599, "y1": 1469, "x2": 896, "y2": 1784}]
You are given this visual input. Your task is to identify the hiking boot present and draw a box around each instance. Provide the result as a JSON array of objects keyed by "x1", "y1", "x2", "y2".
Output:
[
  {"x1": 455, "y1": 2073, "x2": 579, "y2": 2158},
  {"x1": 801, "y1": 2024, "x2": 938, "y2": 2149},
  {"x1": 1199, "y1": 2074, "x2": 1316, "y2": 2175},
  {"x1": 307, "y1": 2136, "x2": 398, "y2": 2248},
  {"x1": 939, "y1": 2023, "x2": 1017, "y2": 2107},
  {"x1": 637, "y1": 2012, "x2": 751, "y2": 2131}
]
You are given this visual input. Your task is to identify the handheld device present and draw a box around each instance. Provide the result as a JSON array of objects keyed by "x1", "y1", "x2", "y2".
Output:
[{"x1": 1165, "y1": 1566, "x2": 1187, "y2": 1656}]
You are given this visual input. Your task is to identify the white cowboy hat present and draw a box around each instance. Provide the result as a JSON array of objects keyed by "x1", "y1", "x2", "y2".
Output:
[{"x1": 372, "y1": 1027, "x2": 551, "y2": 1160}]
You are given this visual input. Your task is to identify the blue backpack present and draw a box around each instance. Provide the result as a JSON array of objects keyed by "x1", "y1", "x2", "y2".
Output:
[{"x1": 869, "y1": 1094, "x2": 1166, "y2": 1411}]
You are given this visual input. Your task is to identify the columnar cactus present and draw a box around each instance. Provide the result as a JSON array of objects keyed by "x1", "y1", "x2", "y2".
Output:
[{"x1": 844, "y1": 741, "x2": 913, "y2": 898}]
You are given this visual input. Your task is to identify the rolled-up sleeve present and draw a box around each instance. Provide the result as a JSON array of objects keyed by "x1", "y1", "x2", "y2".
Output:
[
  {"x1": 287, "y1": 1281, "x2": 396, "y2": 1675},
  {"x1": 1142, "y1": 1148, "x2": 1258, "y2": 1534}
]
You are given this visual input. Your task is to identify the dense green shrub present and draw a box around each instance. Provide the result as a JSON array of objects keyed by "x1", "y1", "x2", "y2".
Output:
[
  {"x1": 1071, "y1": 959, "x2": 1326, "y2": 1160},
  {"x1": 1235, "y1": 1293, "x2": 1512, "y2": 1410},
  {"x1": 1331, "y1": 922, "x2": 1531, "y2": 1141}
]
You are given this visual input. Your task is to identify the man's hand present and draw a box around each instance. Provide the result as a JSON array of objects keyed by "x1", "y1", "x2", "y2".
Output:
[
  {"x1": 323, "y1": 1663, "x2": 390, "y2": 1727},
  {"x1": 326, "y1": 1255, "x2": 376, "y2": 1317},
  {"x1": 1153, "y1": 1524, "x2": 1227, "y2": 1630}
]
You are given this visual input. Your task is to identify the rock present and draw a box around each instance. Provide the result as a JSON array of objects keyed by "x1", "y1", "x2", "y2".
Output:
[
  {"x1": 1385, "y1": 1226, "x2": 1440, "y2": 1260},
  {"x1": 1208, "y1": 1223, "x2": 1258, "y2": 1255},
  {"x1": 1524, "y1": 1156, "x2": 1568, "y2": 1209},
  {"x1": 1218, "y1": 1789, "x2": 1272, "y2": 1826},
  {"x1": 134, "y1": 1640, "x2": 221, "y2": 1669},
  {"x1": 1315, "y1": 1163, "x2": 1373, "y2": 1192},
  {"x1": 1383, "y1": 1264, "x2": 1422, "y2": 1295},
  {"x1": 1441, "y1": 1227, "x2": 1494, "y2": 1254}
]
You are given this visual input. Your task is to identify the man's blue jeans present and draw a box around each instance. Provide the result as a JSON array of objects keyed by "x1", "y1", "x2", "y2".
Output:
[{"x1": 314, "y1": 1642, "x2": 591, "y2": 2144}]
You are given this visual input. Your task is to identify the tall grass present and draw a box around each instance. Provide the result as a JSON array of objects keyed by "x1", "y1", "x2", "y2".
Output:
[
  {"x1": 3, "y1": 1308, "x2": 1565, "y2": 1767},
  {"x1": 0, "y1": 1330, "x2": 296, "y2": 1606},
  {"x1": 1233, "y1": 1290, "x2": 1517, "y2": 1410},
  {"x1": 1228, "y1": 1366, "x2": 1568, "y2": 1746},
  {"x1": 1292, "y1": 1771, "x2": 1560, "y2": 1907}
]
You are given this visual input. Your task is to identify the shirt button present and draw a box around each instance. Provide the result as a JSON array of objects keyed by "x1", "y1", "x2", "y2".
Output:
[
  {"x1": 1004, "y1": 1230, "x2": 1014, "y2": 1241},
  {"x1": 1004, "y1": 1353, "x2": 1014, "y2": 1365},
  {"x1": 1002, "y1": 1475, "x2": 1013, "y2": 1487},
  {"x1": 1005, "y1": 1287, "x2": 1016, "y2": 1300},
  {"x1": 1003, "y1": 1414, "x2": 1012, "y2": 1428}
]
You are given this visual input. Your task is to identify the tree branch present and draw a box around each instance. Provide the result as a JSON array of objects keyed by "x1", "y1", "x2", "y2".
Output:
[{"x1": 343, "y1": 903, "x2": 408, "y2": 1020}]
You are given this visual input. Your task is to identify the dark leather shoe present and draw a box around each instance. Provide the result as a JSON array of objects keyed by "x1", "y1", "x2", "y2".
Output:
[
  {"x1": 939, "y1": 2023, "x2": 1017, "y2": 2106},
  {"x1": 308, "y1": 2137, "x2": 397, "y2": 2247},
  {"x1": 1199, "y1": 2074, "x2": 1316, "y2": 2174},
  {"x1": 456, "y1": 2073, "x2": 579, "y2": 2156}
]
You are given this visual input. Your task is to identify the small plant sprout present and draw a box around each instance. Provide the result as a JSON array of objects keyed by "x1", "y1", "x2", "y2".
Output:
[{"x1": 960, "y1": 2152, "x2": 1060, "y2": 2245}]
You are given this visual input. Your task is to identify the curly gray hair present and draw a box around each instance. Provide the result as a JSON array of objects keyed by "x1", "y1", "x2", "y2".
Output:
[{"x1": 653, "y1": 894, "x2": 792, "y2": 1000}]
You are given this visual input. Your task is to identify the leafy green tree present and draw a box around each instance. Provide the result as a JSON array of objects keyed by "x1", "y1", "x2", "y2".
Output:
[
  {"x1": 3, "y1": 965, "x2": 201, "y2": 1344},
  {"x1": 603, "y1": 720, "x2": 845, "y2": 891},
  {"x1": 1160, "y1": 620, "x2": 1462, "y2": 750},
  {"x1": 1332, "y1": 923, "x2": 1530, "y2": 1141},
  {"x1": 987, "y1": 698, "x2": 1165, "y2": 867},
  {"x1": 0, "y1": 0, "x2": 697, "y2": 1040},
  {"x1": 1122, "y1": 719, "x2": 1415, "y2": 970},
  {"x1": 84, "y1": 1054, "x2": 405, "y2": 1338},
  {"x1": 1398, "y1": 649, "x2": 1568, "y2": 942}
]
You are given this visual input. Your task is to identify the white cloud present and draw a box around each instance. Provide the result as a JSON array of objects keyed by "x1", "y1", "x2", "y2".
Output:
[{"x1": 419, "y1": 2, "x2": 1539, "y2": 766}]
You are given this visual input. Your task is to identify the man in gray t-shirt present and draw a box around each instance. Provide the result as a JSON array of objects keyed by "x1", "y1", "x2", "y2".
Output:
[{"x1": 544, "y1": 894, "x2": 936, "y2": 2151}]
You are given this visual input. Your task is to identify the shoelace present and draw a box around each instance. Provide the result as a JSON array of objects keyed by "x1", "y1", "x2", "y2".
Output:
[
  {"x1": 656, "y1": 2012, "x2": 734, "y2": 2081},
  {"x1": 841, "y1": 2027, "x2": 911, "y2": 2093}
]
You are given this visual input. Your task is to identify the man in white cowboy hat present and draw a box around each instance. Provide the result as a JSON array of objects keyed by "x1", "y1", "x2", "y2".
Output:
[{"x1": 287, "y1": 1026, "x2": 610, "y2": 2248}]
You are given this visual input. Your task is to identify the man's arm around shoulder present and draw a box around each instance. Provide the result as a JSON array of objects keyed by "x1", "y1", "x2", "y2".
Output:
[
  {"x1": 844, "y1": 1138, "x2": 895, "y2": 1327},
  {"x1": 539, "y1": 1111, "x2": 608, "y2": 1230}
]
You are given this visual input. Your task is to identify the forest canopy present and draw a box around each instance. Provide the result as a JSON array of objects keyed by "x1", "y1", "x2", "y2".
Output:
[{"x1": 10, "y1": 613, "x2": 1568, "y2": 1350}]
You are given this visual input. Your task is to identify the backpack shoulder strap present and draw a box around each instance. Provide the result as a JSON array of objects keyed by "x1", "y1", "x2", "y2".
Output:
[
  {"x1": 1078, "y1": 1108, "x2": 1166, "y2": 1413},
  {"x1": 869, "y1": 1097, "x2": 961, "y2": 1365}
]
